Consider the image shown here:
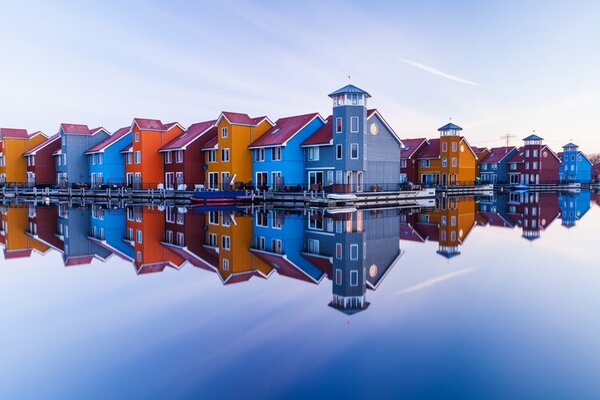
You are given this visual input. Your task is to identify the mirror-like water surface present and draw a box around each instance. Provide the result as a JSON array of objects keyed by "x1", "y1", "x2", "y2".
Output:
[{"x1": 1, "y1": 191, "x2": 599, "y2": 399}]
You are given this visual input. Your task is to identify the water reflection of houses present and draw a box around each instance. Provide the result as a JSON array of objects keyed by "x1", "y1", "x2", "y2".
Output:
[
  {"x1": 558, "y1": 191, "x2": 590, "y2": 228},
  {"x1": 0, "y1": 204, "x2": 51, "y2": 259},
  {"x1": 506, "y1": 192, "x2": 560, "y2": 241}
]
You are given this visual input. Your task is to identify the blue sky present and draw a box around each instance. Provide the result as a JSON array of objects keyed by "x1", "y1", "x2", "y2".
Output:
[{"x1": 1, "y1": 0, "x2": 599, "y2": 152}]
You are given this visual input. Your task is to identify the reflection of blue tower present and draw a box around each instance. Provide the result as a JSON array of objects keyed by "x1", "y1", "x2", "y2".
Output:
[{"x1": 559, "y1": 191, "x2": 591, "y2": 228}]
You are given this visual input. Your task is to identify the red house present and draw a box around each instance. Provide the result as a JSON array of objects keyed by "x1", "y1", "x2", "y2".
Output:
[
  {"x1": 159, "y1": 120, "x2": 217, "y2": 190},
  {"x1": 506, "y1": 192, "x2": 560, "y2": 241},
  {"x1": 400, "y1": 138, "x2": 429, "y2": 183},
  {"x1": 507, "y1": 134, "x2": 560, "y2": 185},
  {"x1": 22, "y1": 133, "x2": 61, "y2": 186}
]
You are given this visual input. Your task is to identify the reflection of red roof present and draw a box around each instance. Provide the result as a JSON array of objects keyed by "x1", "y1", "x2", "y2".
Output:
[
  {"x1": 416, "y1": 223, "x2": 439, "y2": 241},
  {"x1": 163, "y1": 244, "x2": 217, "y2": 272},
  {"x1": 23, "y1": 133, "x2": 60, "y2": 156},
  {"x1": 479, "y1": 212, "x2": 514, "y2": 228},
  {"x1": 0, "y1": 128, "x2": 29, "y2": 138},
  {"x1": 251, "y1": 249, "x2": 319, "y2": 284},
  {"x1": 160, "y1": 120, "x2": 217, "y2": 151},
  {"x1": 4, "y1": 249, "x2": 33, "y2": 259},
  {"x1": 249, "y1": 113, "x2": 322, "y2": 148},
  {"x1": 133, "y1": 118, "x2": 165, "y2": 131},
  {"x1": 417, "y1": 139, "x2": 440, "y2": 159},
  {"x1": 86, "y1": 126, "x2": 130, "y2": 154},
  {"x1": 302, "y1": 115, "x2": 332, "y2": 146},
  {"x1": 399, "y1": 222, "x2": 427, "y2": 242},
  {"x1": 224, "y1": 272, "x2": 256, "y2": 284},
  {"x1": 65, "y1": 255, "x2": 95, "y2": 266},
  {"x1": 400, "y1": 138, "x2": 428, "y2": 159},
  {"x1": 136, "y1": 262, "x2": 169, "y2": 274},
  {"x1": 61, "y1": 123, "x2": 91, "y2": 134},
  {"x1": 302, "y1": 253, "x2": 332, "y2": 280},
  {"x1": 480, "y1": 146, "x2": 517, "y2": 163}
]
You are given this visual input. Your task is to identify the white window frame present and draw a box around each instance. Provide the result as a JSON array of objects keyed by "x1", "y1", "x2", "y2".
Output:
[
  {"x1": 335, "y1": 117, "x2": 342, "y2": 133},
  {"x1": 350, "y1": 143, "x2": 359, "y2": 159},
  {"x1": 221, "y1": 148, "x2": 230, "y2": 162},
  {"x1": 222, "y1": 235, "x2": 231, "y2": 250},
  {"x1": 272, "y1": 147, "x2": 281, "y2": 161},
  {"x1": 336, "y1": 144, "x2": 342, "y2": 160},
  {"x1": 350, "y1": 116, "x2": 359, "y2": 133},
  {"x1": 135, "y1": 151, "x2": 141, "y2": 164},
  {"x1": 350, "y1": 270, "x2": 358, "y2": 286},
  {"x1": 221, "y1": 127, "x2": 228, "y2": 138}
]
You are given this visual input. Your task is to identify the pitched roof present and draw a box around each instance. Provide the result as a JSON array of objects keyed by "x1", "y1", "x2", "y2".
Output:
[
  {"x1": 120, "y1": 143, "x2": 133, "y2": 153},
  {"x1": 416, "y1": 138, "x2": 441, "y2": 159},
  {"x1": 133, "y1": 118, "x2": 165, "y2": 131},
  {"x1": 160, "y1": 120, "x2": 217, "y2": 151},
  {"x1": 438, "y1": 123, "x2": 462, "y2": 131},
  {"x1": 85, "y1": 126, "x2": 130, "y2": 154},
  {"x1": 301, "y1": 115, "x2": 333, "y2": 146},
  {"x1": 250, "y1": 249, "x2": 323, "y2": 284},
  {"x1": 60, "y1": 123, "x2": 91, "y2": 135},
  {"x1": 328, "y1": 84, "x2": 371, "y2": 98},
  {"x1": 23, "y1": 133, "x2": 61, "y2": 156},
  {"x1": 563, "y1": 142, "x2": 578, "y2": 148},
  {"x1": 400, "y1": 138, "x2": 428, "y2": 159},
  {"x1": 89, "y1": 127, "x2": 109, "y2": 135},
  {"x1": 201, "y1": 136, "x2": 218, "y2": 150},
  {"x1": 249, "y1": 113, "x2": 322, "y2": 148},
  {"x1": 0, "y1": 128, "x2": 29, "y2": 138},
  {"x1": 524, "y1": 134, "x2": 543, "y2": 141},
  {"x1": 480, "y1": 146, "x2": 517, "y2": 164}
]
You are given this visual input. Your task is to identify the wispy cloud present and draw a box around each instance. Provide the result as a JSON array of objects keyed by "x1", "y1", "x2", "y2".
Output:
[
  {"x1": 399, "y1": 58, "x2": 482, "y2": 87},
  {"x1": 396, "y1": 267, "x2": 475, "y2": 295}
]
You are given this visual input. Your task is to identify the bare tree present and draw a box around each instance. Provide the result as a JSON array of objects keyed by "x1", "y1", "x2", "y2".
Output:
[{"x1": 587, "y1": 153, "x2": 600, "y2": 164}]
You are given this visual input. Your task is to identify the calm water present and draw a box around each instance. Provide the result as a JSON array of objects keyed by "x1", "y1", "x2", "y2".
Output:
[{"x1": 0, "y1": 191, "x2": 599, "y2": 399}]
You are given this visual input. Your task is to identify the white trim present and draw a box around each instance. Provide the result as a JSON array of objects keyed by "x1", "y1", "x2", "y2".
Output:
[
  {"x1": 367, "y1": 110, "x2": 403, "y2": 146},
  {"x1": 22, "y1": 135, "x2": 61, "y2": 156},
  {"x1": 248, "y1": 114, "x2": 326, "y2": 149},
  {"x1": 305, "y1": 167, "x2": 335, "y2": 170}
]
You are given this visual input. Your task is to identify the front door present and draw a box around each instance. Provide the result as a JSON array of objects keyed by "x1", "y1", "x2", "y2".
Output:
[
  {"x1": 308, "y1": 171, "x2": 323, "y2": 191},
  {"x1": 272, "y1": 172, "x2": 282, "y2": 191}
]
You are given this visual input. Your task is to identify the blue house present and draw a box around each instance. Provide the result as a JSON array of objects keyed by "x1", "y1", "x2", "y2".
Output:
[
  {"x1": 85, "y1": 126, "x2": 131, "y2": 187},
  {"x1": 559, "y1": 142, "x2": 592, "y2": 183},
  {"x1": 249, "y1": 210, "x2": 326, "y2": 283},
  {"x1": 558, "y1": 190, "x2": 591, "y2": 228},
  {"x1": 88, "y1": 206, "x2": 135, "y2": 261},
  {"x1": 248, "y1": 113, "x2": 325, "y2": 190},
  {"x1": 301, "y1": 85, "x2": 403, "y2": 192},
  {"x1": 478, "y1": 146, "x2": 518, "y2": 184},
  {"x1": 54, "y1": 124, "x2": 111, "y2": 188}
]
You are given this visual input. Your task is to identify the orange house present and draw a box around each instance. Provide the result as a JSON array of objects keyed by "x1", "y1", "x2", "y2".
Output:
[
  {"x1": 202, "y1": 112, "x2": 273, "y2": 190},
  {"x1": 125, "y1": 205, "x2": 185, "y2": 274},
  {"x1": 124, "y1": 119, "x2": 184, "y2": 189},
  {"x1": 0, "y1": 128, "x2": 47, "y2": 185},
  {"x1": 204, "y1": 210, "x2": 273, "y2": 284}
]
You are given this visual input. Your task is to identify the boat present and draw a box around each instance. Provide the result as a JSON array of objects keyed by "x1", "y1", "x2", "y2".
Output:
[
  {"x1": 326, "y1": 207, "x2": 357, "y2": 215},
  {"x1": 327, "y1": 193, "x2": 358, "y2": 201},
  {"x1": 511, "y1": 184, "x2": 529, "y2": 190},
  {"x1": 191, "y1": 190, "x2": 247, "y2": 204}
]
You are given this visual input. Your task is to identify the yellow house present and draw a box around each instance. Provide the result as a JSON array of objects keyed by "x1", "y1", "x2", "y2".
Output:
[
  {"x1": 205, "y1": 211, "x2": 273, "y2": 284},
  {"x1": 1, "y1": 206, "x2": 50, "y2": 259},
  {"x1": 202, "y1": 112, "x2": 273, "y2": 190},
  {"x1": 0, "y1": 128, "x2": 47, "y2": 184}
]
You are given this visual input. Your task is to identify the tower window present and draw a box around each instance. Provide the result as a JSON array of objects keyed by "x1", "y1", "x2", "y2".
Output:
[
  {"x1": 351, "y1": 143, "x2": 359, "y2": 159},
  {"x1": 335, "y1": 269, "x2": 342, "y2": 285},
  {"x1": 350, "y1": 270, "x2": 358, "y2": 286},
  {"x1": 336, "y1": 117, "x2": 342, "y2": 133},
  {"x1": 336, "y1": 145, "x2": 343, "y2": 160},
  {"x1": 350, "y1": 117, "x2": 359, "y2": 133}
]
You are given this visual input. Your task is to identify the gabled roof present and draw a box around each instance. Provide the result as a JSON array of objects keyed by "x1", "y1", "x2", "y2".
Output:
[
  {"x1": 328, "y1": 84, "x2": 371, "y2": 98},
  {"x1": 438, "y1": 123, "x2": 462, "y2": 131},
  {"x1": 60, "y1": 123, "x2": 91, "y2": 135},
  {"x1": 301, "y1": 115, "x2": 332, "y2": 147},
  {"x1": 132, "y1": 118, "x2": 165, "y2": 131},
  {"x1": 480, "y1": 146, "x2": 517, "y2": 164},
  {"x1": 250, "y1": 249, "x2": 324, "y2": 284},
  {"x1": 29, "y1": 131, "x2": 48, "y2": 139},
  {"x1": 523, "y1": 134, "x2": 543, "y2": 141},
  {"x1": 0, "y1": 128, "x2": 29, "y2": 138},
  {"x1": 248, "y1": 113, "x2": 323, "y2": 149},
  {"x1": 3, "y1": 249, "x2": 33, "y2": 259},
  {"x1": 400, "y1": 138, "x2": 428, "y2": 159},
  {"x1": 416, "y1": 138, "x2": 441, "y2": 159},
  {"x1": 120, "y1": 143, "x2": 133, "y2": 153},
  {"x1": 508, "y1": 148, "x2": 525, "y2": 163},
  {"x1": 23, "y1": 133, "x2": 61, "y2": 156},
  {"x1": 160, "y1": 120, "x2": 217, "y2": 152},
  {"x1": 217, "y1": 112, "x2": 274, "y2": 127},
  {"x1": 367, "y1": 109, "x2": 402, "y2": 145},
  {"x1": 200, "y1": 136, "x2": 218, "y2": 151},
  {"x1": 89, "y1": 127, "x2": 110, "y2": 135},
  {"x1": 85, "y1": 126, "x2": 130, "y2": 154}
]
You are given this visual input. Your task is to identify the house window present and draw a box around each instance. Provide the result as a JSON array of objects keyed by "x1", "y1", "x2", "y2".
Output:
[
  {"x1": 350, "y1": 244, "x2": 359, "y2": 260},
  {"x1": 533, "y1": 161, "x2": 538, "y2": 169},
  {"x1": 208, "y1": 172, "x2": 218, "y2": 189},
  {"x1": 136, "y1": 230, "x2": 142, "y2": 244},
  {"x1": 335, "y1": 269, "x2": 342, "y2": 285},
  {"x1": 272, "y1": 239, "x2": 282, "y2": 254},
  {"x1": 451, "y1": 216, "x2": 457, "y2": 226},
  {"x1": 221, "y1": 148, "x2": 230, "y2": 162},
  {"x1": 256, "y1": 148, "x2": 265, "y2": 162},
  {"x1": 91, "y1": 155, "x2": 96, "y2": 165},
  {"x1": 350, "y1": 117, "x2": 359, "y2": 133},
  {"x1": 336, "y1": 243, "x2": 343, "y2": 259},
  {"x1": 135, "y1": 151, "x2": 141, "y2": 164},
  {"x1": 525, "y1": 162, "x2": 529, "y2": 170},
  {"x1": 165, "y1": 230, "x2": 173, "y2": 243},
  {"x1": 336, "y1": 144, "x2": 342, "y2": 160},
  {"x1": 272, "y1": 147, "x2": 281, "y2": 161},
  {"x1": 137, "y1": 251, "x2": 142, "y2": 262},
  {"x1": 533, "y1": 149, "x2": 539, "y2": 157},
  {"x1": 308, "y1": 147, "x2": 319, "y2": 161},
  {"x1": 421, "y1": 159, "x2": 430, "y2": 168},
  {"x1": 221, "y1": 235, "x2": 231, "y2": 250},
  {"x1": 351, "y1": 143, "x2": 359, "y2": 159},
  {"x1": 491, "y1": 163, "x2": 497, "y2": 170},
  {"x1": 207, "y1": 150, "x2": 216, "y2": 163},
  {"x1": 442, "y1": 142, "x2": 448, "y2": 152},
  {"x1": 175, "y1": 150, "x2": 183, "y2": 163},
  {"x1": 308, "y1": 239, "x2": 320, "y2": 254},
  {"x1": 442, "y1": 158, "x2": 447, "y2": 167},
  {"x1": 208, "y1": 211, "x2": 219, "y2": 225},
  {"x1": 164, "y1": 152, "x2": 172, "y2": 164},
  {"x1": 452, "y1": 142, "x2": 457, "y2": 152},
  {"x1": 401, "y1": 159, "x2": 407, "y2": 168},
  {"x1": 222, "y1": 258, "x2": 229, "y2": 271},
  {"x1": 134, "y1": 132, "x2": 140, "y2": 142},
  {"x1": 63, "y1": 154, "x2": 67, "y2": 165},
  {"x1": 221, "y1": 212, "x2": 230, "y2": 227},
  {"x1": 441, "y1": 215, "x2": 447, "y2": 226},
  {"x1": 98, "y1": 153, "x2": 103, "y2": 165},
  {"x1": 452, "y1": 158, "x2": 457, "y2": 167},
  {"x1": 176, "y1": 232, "x2": 185, "y2": 246},
  {"x1": 256, "y1": 236, "x2": 265, "y2": 250},
  {"x1": 221, "y1": 127, "x2": 228, "y2": 138},
  {"x1": 525, "y1": 150, "x2": 530, "y2": 157},
  {"x1": 125, "y1": 153, "x2": 132, "y2": 164},
  {"x1": 350, "y1": 270, "x2": 358, "y2": 286},
  {"x1": 336, "y1": 117, "x2": 342, "y2": 133}
]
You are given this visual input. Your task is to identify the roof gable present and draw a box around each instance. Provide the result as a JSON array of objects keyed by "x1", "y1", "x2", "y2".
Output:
[
  {"x1": 400, "y1": 138, "x2": 428, "y2": 159},
  {"x1": 328, "y1": 84, "x2": 371, "y2": 98},
  {"x1": 480, "y1": 146, "x2": 518, "y2": 164},
  {"x1": 85, "y1": 126, "x2": 131, "y2": 154},
  {"x1": 132, "y1": 118, "x2": 165, "y2": 131},
  {"x1": 60, "y1": 123, "x2": 91, "y2": 135},
  {"x1": 301, "y1": 115, "x2": 333, "y2": 147},
  {"x1": 160, "y1": 120, "x2": 217, "y2": 151},
  {"x1": 367, "y1": 109, "x2": 403, "y2": 146},
  {"x1": 23, "y1": 133, "x2": 61, "y2": 156},
  {"x1": 416, "y1": 138, "x2": 441, "y2": 159},
  {"x1": 0, "y1": 128, "x2": 29, "y2": 139},
  {"x1": 249, "y1": 113, "x2": 324, "y2": 148}
]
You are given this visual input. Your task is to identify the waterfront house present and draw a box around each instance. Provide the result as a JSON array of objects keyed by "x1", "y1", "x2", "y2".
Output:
[
  {"x1": 301, "y1": 85, "x2": 402, "y2": 192},
  {"x1": 85, "y1": 126, "x2": 131, "y2": 188},
  {"x1": 507, "y1": 134, "x2": 560, "y2": 185},
  {"x1": 87, "y1": 206, "x2": 134, "y2": 262},
  {"x1": 558, "y1": 142, "x2": 592, "y2": 183},
  {"x1": 558, "y1": 191, "x2": 590, "y2": 228},
  {"x1": 0, "y1": 128, "x2": 47, "y2": 185},
  {"x1": 54, "y1": 124, "x2": 111, "y2": 188},
  {"x1": 478, "y1": 146, "x2": 519, "y2": 184},
  {"x1": 125, "y1": 119, "x2": 184, "y2": 190},
  {"x1": 249, "y1": 113, "x2": 325, "y2": 191},
  {"x1": 159, "y1": 120, "x2": 217, "y2": 190},
  {"x1": 399, "y1": 138, "x2": 429, "y2": 184},
  {"x1": 202, "y1": 112, "x2": 273, "y2": 190},
  {"x1": 22, "y1": 133, "x2": 61, "y2": 186}
]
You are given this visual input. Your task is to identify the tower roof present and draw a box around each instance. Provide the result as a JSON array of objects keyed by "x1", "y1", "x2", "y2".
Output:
[
  {"x1": 563, "y1": 142, "x2": 578, "y2": 148},
  {"x1": 438, "y1": 123, "x2": 462, "y2": 131},
  {"x1": 523, "y1": 134, "x2": 543, "y2": 141},
  {"x1": 328, "y1": 84, "x2": 371, "y2": 98}
]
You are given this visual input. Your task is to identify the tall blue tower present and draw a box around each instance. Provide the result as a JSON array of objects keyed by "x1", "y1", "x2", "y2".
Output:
[{"x1": 328, "y1": 84, "x2": 371, "y2": 192}]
